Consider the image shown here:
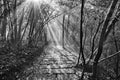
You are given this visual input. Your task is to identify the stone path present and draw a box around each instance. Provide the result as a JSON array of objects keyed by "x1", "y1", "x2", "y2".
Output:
[
  {"x1": 29, "y1": 45, "x2": 81, "y2": 80},
  {"x1": 40, "y1": 45, "x2": 78, "y2": 74}
]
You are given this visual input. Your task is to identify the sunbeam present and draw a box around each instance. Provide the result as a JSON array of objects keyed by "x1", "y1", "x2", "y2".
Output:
[{"x1": 23, "y1": 0, "x2": 62, "y2": 48}]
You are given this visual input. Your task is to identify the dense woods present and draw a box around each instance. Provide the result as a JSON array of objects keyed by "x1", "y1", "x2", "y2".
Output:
[{"x1": 0, "y1": 0, "x2": 120, "y2": 80}]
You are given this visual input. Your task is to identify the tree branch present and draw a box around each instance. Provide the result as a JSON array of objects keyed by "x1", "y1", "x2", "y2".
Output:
[{"x1": 98, "y1": 51, "x2": 120, "y2": 63}]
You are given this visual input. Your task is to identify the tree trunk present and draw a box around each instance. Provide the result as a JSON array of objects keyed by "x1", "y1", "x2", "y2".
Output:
[
  {"x1": 92, "y1": 0, "x2": 119, "y2": 79},
  {"x1": 78, "y1": 0, "x2": 85, "y2": 79},
  {"x1": 62, "y1": 14, "x2": 65, "y2": 48}
]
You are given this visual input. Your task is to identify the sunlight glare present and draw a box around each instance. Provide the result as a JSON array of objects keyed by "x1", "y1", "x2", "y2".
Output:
[
  {"x1": 25, "y1": 0, "x2": 60, "y2": 12},
  {"x1": 33, "y1": 0, "x2": 40, "y2": 3},
  {"x1": 25, "y1": 0, "x2": 44, "y2": 6}
]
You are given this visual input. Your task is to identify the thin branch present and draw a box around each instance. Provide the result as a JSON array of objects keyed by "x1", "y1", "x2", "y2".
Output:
[{"x1": 98, "y1": 51, "x2": 120, "y2": 63}]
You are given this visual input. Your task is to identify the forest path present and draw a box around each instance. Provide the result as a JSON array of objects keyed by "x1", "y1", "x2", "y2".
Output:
[{"x1": 37, "y1": 45, "x2": 79, "y2": 74}]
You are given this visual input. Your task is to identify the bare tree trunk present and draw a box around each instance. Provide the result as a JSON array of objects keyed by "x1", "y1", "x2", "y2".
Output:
[
  {"x1": 77, "y1": 0, "x2": 85, "y2": 65},
  {"x1": 92, "y1": 0, "x2": 119, "y2": 79},
  {"x1": 62, "y1": 14, "x2": 65, "y2": 48},
  {"x1": 77, "y1": 0, "x2": 85, "y2": 80}
]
